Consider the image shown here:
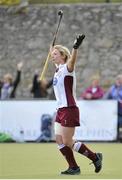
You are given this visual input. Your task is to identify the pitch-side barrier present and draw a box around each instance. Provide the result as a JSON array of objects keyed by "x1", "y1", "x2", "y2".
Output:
[{"x1": 0, "y1": 100, "x2": 118, "y2": 142}]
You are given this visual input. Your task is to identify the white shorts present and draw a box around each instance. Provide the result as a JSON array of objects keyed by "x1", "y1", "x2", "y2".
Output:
[{"x1": 54, "y1": 122, "x2": 62, "y2": 135}]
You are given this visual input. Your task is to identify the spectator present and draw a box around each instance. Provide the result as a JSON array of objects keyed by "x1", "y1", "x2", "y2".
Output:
[
  {"x1": 81, "y1": 75, "x2": 104, "y2": 100},
  {"x1": 104, "y1": 74, "x2": 122, "y2": 140},
  {"x1": 30, "y1": 71, "x2": 53, "y2": 99},
  {"x1": 0, "y1": 62, "x2": 23, "y2": 100},
  {"x1": 104, "y1": 74, "x2": 122, "y2": 101}
]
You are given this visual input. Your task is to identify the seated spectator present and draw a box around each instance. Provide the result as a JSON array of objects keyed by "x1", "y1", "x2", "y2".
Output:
[
  {"x1": 81, "y1": 75, "x2": 104, "y2": 100},
  {"x1": 104, "y1": 74, "x2": 122, "y2": 140},
  {"x1": 0, "y1": 62, "x2": 23, "y2": 100},
  {"x1": 30, "y1": 70, "x2": 53, "y2": 99}
]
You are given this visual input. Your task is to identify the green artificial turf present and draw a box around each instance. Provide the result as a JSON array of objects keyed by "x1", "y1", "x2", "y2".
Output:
[{"x1": 0, "y1": 142, "x2": 122, "y2": 179}]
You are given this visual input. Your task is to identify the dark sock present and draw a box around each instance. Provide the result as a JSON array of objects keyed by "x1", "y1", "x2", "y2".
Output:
[
  {"x1": 58, "y1": 144, "x2": 79, "y2": 168},
  {"x1": 73, "y1": 141, "x2": 96, "y2": 161}
]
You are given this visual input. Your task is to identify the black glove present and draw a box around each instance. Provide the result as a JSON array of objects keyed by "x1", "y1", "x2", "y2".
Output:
[{"x1": 73, "y1": 34, "x2": 85, "y2": 49}]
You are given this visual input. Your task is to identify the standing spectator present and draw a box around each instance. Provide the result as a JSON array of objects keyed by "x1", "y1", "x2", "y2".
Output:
[
  {"x1": 0, "y1": 62, "x2": 23, "y2": 100},
  {"x1": 30, "y1": 71, "x2": 53, "y2": 99},
  {"x1": 104, "y1": 74, "x2": 122, "y2": 140},
  {"x1": 81, "y1": 75, "x2": 104, "y2": 100}
]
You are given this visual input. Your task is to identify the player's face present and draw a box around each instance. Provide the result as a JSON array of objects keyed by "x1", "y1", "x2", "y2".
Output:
[{"x1": 51, "y1": 49, "x2": 63, "y2": 65}]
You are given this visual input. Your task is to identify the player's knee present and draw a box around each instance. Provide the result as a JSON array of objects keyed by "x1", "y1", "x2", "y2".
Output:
[
  {"x1": 63, "y1": 139, "x2": 71, "y2": 147},
  {"x1": 55, "y1": 134, "x2": 63, "y2": 144}
]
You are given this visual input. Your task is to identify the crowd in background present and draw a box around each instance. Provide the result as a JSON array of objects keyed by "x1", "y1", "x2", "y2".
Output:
[
  {"x1": 0, "y1": 64, "x2": 122, "y2": 102},
  {"x1": 1, "y1": 63, "x2": 122, "y2": 101},
  {"x1": 1, "y1": 67, "x2": 122, "y2": 141}
]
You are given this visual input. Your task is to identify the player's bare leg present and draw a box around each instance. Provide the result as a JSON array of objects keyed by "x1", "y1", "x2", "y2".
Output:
[{"x1": 55, "y1": 123, "x2": 80, "y2": 175}]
